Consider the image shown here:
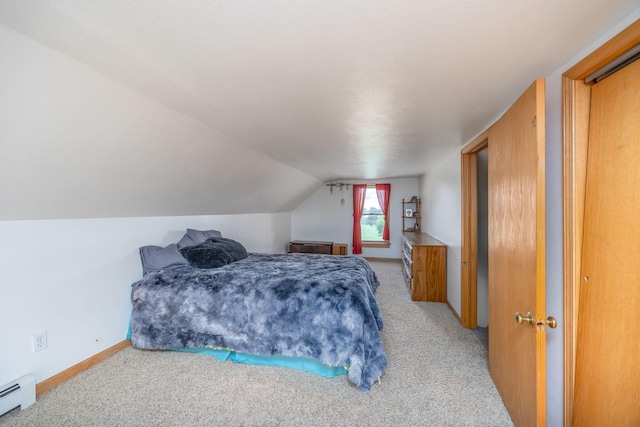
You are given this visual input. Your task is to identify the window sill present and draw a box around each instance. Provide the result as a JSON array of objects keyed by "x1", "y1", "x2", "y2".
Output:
[{"x1": 362, "y1": 241, "x2": 391, "y2": 249}]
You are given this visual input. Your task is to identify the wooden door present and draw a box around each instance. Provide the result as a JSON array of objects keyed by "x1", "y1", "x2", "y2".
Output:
[
  {"x1": 488, "y1": 79, "x2": 546, "y2": 426},
  {"x1": 572, "y1": 58, "x2": 640, "y2": 426}
]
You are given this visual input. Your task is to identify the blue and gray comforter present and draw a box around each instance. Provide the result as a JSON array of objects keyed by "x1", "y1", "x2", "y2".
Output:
[{"x1": 130, "y1": 253, "x2": 387, "y2": 391}]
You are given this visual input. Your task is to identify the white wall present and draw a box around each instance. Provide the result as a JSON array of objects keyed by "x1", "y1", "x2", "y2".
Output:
[
  {"x1": 0, "y1": 22, "x2": 321, "y2": 221},
  {"x1": 419, "y1": 150, "x2": 462, "y2": 309},
  {"x1": 291, "y1": 178, "x2": 420, "y2": 258},
  {"x1": 0, "y1": 213, "x2": 291, "y2": 386}
]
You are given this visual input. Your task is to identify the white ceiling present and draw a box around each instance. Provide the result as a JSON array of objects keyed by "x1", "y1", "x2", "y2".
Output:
[{"x1": 1, "y1": 0, "x2": 639, "y2": 183}]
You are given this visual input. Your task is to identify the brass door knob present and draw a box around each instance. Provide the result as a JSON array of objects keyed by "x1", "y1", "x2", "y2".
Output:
[
  {"x1": 538, "y1": 316, "x2": 557, "y2": 329},
  {"x1": 515, "y1": 312, "x2": 535, "y2": 327}
]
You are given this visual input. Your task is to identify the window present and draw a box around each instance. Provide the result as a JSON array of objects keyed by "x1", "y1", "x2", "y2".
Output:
[
  {"x1": 361, "y1": 187, "x2": 385, "y2": 241},
  {"x1": 352, "y1": 184, "x2": 390, "y2": 254}
]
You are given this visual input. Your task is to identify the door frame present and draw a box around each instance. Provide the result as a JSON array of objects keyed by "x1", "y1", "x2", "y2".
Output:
[
  {"x1": 461, "y1": 131, "x2": 488, "y2": 328},
  {"x1": 562, "y1": 18, "x2": 640, "y2": 427}
]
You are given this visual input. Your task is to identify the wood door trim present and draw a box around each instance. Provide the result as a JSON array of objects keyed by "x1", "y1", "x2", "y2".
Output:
[
  {"x1": 534, "y1": 78, "x2": 548, "y2": 427},
  {"x1": 565, "y1": 19, "x2": 640, "y2": 80},
  {"x1": 561, "y1": 75, "x2": 591, "y2": 427},
  {"x1": 462, "y1": 130, "x2": 489, "y2": 153},
  {"x1": 460, "y1": 131, "x2": 488, "y2": 328},
  {"x1": 561, "y1": 18, "x2": 640, "y2": 427}
]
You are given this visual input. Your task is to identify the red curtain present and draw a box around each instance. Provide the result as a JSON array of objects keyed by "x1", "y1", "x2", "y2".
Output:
[
  {"x1": 352, "y1": 184, "x2": 367, "y2": 254},
  {"x1": 376, "y1": 184, "x2": 391, "y2": 241}
]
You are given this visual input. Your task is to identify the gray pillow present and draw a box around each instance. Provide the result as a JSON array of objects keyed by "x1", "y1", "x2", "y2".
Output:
[
  {"x1": 179, "y1": 237, "x2": 248, "y2": 269},
  {"x1": 177, "y1": 228, "x2": 223, "y2": 249},
  {"x1": 139, "y1": 243, "x2": 188, "y2": 275}
]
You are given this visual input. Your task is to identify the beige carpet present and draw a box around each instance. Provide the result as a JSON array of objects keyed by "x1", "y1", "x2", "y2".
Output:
[{"x1": 2, "y1": 260, "x2": 512, "y2": 426}]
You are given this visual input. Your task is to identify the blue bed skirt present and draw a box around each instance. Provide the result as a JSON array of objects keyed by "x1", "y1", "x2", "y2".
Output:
[{"x1": 126, "y1": 325, "x2": 347, "y2": 378}]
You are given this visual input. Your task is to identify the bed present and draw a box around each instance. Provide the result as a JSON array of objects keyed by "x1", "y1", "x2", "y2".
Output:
[{"x1": 129, "y1": 229, "x2": 387, "y2": 391}]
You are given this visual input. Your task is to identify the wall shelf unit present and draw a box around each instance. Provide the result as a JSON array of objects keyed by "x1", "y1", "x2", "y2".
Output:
[{"x1": 402, "y1": 197, "x2": 421, "y2": 232}]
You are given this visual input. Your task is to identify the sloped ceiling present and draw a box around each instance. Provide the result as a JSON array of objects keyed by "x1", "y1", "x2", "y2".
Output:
[{"x1": 0, "y1": 1, "x2": 638, "y2": 219}]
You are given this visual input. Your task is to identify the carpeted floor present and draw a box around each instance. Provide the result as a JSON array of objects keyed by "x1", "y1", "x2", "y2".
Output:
[
  {"x1": 1, "y1": 260, "x2": 512, "y2": 426},
  {"x1": 473, "y1": 326, "x2": 489, "y2": 349}
]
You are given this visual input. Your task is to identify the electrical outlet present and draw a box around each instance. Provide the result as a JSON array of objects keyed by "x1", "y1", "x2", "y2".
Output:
[{"x1": 33, "y1": 331, "x2": 47, "y2": 352}]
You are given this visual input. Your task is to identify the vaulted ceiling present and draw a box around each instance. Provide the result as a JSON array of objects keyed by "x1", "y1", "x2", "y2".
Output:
[{"x1": 1, "y1": 1, "x2": 638, "y2": 219}]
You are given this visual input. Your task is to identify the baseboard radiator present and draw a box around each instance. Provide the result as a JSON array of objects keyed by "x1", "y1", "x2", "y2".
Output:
[{"x1": 0, "y1": 375, "x2": 36, "y2": 416}]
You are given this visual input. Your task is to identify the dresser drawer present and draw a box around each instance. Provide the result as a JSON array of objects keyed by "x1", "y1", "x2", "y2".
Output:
[
  {"x1": 402, "y1": 252, "x2": 413, "y2": 276},
  {"x1": 402, "y1": 260, "x2": 413, "y2": 290},
  {"x1": 402, "y1": 238, "x2": 413, "y2": 258}
]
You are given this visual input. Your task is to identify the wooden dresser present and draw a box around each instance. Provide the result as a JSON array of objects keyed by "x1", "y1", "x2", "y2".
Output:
[{"x1": 401, "y1": 232, "x2": 447, "y2": 302}]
